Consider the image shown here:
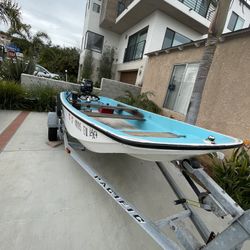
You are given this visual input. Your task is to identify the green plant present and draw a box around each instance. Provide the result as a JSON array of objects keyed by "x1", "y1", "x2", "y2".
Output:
[
  {"x1": 94, "y1": 81, "x2": 100, "y2": 88},
  {"x1": 116, "y1": 91, "x2": 161, "y2": 114},
  {"x1": 0, "y1": 0, "x2": 24, "y2": 33},
  {"x1": 9, "y1": 26, "x2": 51, "y2": 59},
  {"x1": 0, "y1": 80, "x2": 26, "y2": 109},
  {"x1": 98, "y1": 46, "x2": 114, "y2": 82},
  {"x1": 81, "y1": 50, "x2": 93, "y2": 80},
  {"x1": 0, "y1": 58, "x2": 35, "y2": 82},
  {"x1": 211, "y1": 145, "x2": 250, "y2": 210},
  {"x1": 38, "y1": 46, "x2": 79, "y2": 82},
  {"x1": 0, "y1": 80, "x2": 61, "y2": 112},
  {"x1": 26, "y1": 84, "x2": 61, "y2": 112}
]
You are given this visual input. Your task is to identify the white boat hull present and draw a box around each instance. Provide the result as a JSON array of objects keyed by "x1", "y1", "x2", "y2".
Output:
[{"x1": 63, "y1": 107, "x2": 216, "y2": 162}]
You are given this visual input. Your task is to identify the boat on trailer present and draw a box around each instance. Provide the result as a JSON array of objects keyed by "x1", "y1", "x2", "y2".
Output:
[
  {"x1": 57, "y1": 80, "x2": 242, "y2": 162},
  {"x1": 48, "y1": 81, "x2": 250, "y2": 250}
]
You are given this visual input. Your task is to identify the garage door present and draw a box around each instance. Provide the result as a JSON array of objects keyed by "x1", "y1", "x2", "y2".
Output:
[{"x1": 120, "y1": 71, "x2": 138, "y2": 85}]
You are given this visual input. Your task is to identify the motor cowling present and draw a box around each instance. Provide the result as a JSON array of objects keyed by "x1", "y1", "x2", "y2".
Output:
[{"x1": 80, "y1": 79, "x2": 93, "y2": 96}]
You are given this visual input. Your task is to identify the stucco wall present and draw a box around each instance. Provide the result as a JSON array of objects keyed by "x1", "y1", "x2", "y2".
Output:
[
  {"x1": 142, "y1": 31, "x2": 250, "y2": 139},
  {"x1": 196, "y1": 35, "x2": 250, "y2": 140},
  {"x1": 142, "y1": 46, "x2": 204, "y2": 120},
  {"x1": 21, "y1": 74, "x2": 81, "y2": 92},
  {"x1": 21, "y1": 74, "x2": 141, "y2": 100},
  {"x1": 100, "y1": 78, "x2": 141, "y2": 99}
]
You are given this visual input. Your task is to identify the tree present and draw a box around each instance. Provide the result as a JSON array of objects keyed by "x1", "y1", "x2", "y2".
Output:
[
  {"x1": 0, "y1": 0, "x2": 22, "y2": 31},
  {"x1": 38, "y1": 46, "x2": 80, "y2": 82},
  {"x1": 98, "y1": 46, "x2": 114, "y2": 84},
  {"x1": 8, "y1": 23, "x2": 31, "y2": 39},
  {"x1": 10, "y1": 35, "x2": 32, "y2": 56},
  {"x1": 81, "y1": 50, "x2": 93, "y2": 80},
  {"x1": 0, "y1": 58, "x2": 35, "y2": 82},
  {"x1": 185, "y1": 0, "x2": 232, "y2": 124},
  {"x1": 29, "y1": 31, "x2": 51, "y2": 59},
  {"x1": 9, "y1": 24, "x2": 51, "y2": 60}
]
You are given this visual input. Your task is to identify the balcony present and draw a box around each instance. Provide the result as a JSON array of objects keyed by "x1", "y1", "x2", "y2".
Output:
[
  {"x1": 100, "y1": 0, "x2": 215, "y2": 34},
  {"x1": 117, "y1": 0, "x2": 215, "y2": 21},
  {"x1": 177, "y1": 0, "x2": 216, "y2": 21},
  {"x1": 117, "y1": 0, "x2": 135, "y2": 17},
  {"x1": 124, "y1": 40, "x2": 146, "y2": 63}
]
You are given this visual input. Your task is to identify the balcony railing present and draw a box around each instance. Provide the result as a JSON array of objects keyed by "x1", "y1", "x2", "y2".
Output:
[
  {"x1": 117, "y1": 0, "x2": 216, "y2": 22},
  {"x1": 117, "y1": 0, "x2": 135, "y2": 17},
  {"x1": 124, "y1": 40, "x2": 146, "y2": 63},
  {"x1": 178, "y1": 0, "x2": 216, "y2": 21}
]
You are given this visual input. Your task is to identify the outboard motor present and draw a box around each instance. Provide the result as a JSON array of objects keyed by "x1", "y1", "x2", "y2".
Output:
[{"x1": 80, "y1": 79, "x2": 93, "y2": 96}]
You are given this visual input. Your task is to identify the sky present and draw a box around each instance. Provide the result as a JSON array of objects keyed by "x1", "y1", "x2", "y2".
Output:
[{"x1": 1, "y1": 0, "x2": 87, "y2": 48}]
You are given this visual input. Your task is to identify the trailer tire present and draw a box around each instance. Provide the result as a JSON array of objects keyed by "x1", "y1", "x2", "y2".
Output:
[
  {"x1": 56, "y1": 94, "x2": 62, "y2": 117},
  {"x1": 48, "y1": 127, "x2": 58, "y2": 141}
]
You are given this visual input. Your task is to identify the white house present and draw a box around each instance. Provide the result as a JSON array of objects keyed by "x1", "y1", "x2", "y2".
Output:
[{"x1": 78, "y1": 0, "x2": 250, "y2": 86}]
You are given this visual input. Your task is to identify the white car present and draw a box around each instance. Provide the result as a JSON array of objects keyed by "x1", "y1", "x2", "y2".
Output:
[{"x1": 34, "y1": 64, "x2": 60, "y2": 79}]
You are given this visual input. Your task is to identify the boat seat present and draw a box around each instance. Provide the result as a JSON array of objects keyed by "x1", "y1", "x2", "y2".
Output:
[
  {"x1": 78, "y1": 103, "x2": 144, "y2": 118},
  {"x1": 82, "y1": 111, "x2": 145, "y2": 121},
  {"x1": 123, "y1": 131, "x2": 186, "y2": 138},
  {"x1": 95, "y1": 118, "x2": 138, "y2": 130}
]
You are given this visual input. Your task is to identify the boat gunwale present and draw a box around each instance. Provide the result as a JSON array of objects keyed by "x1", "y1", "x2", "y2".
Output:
[{"x1": 61, "y1": 93, "x2": 243, "y2": 151}]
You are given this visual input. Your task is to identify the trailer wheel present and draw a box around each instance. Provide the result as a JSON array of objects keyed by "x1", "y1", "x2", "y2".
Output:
[
  {"x1": 48, "y1": 127, "x2": 58, "y2": 141},
  {"x1": 56, "y1": 94, "x2": 62, "y2": 117}
]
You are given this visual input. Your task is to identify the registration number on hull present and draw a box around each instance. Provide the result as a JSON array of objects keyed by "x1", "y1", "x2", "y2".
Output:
[{"x1": 65, "y1": 108, "x2": 98, "y2": 140}]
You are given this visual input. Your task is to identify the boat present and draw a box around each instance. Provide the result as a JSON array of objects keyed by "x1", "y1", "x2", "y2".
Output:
[{"x1": 59, "y1": 81, "x2": 242, "y2": 162}]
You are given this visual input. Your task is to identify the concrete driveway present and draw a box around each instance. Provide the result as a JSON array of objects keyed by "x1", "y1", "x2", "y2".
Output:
[{"x1": 0, "y1": 111, "x2": 249, "y2": 250}]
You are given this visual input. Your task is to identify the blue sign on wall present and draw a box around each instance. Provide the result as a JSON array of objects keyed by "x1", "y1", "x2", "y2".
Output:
[{"x1": 6, "y1": 44, "x2": 21, "y2": 52}]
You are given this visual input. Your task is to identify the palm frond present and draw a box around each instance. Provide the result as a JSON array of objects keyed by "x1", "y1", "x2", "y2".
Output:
[
  {"x1": 116, "y1": 91, "x2": 161, "y2": 114},
  {"x1": 0, "y1": 0, "x2": 21, "y2": 29}
]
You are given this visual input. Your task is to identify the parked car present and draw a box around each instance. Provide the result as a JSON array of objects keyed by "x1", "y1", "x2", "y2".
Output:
[{"x1": 34, "y1": 64, "x2": 60, "y2": 80}]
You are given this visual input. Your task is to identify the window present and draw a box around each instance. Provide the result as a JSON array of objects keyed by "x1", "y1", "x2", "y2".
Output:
[
  {"x1": 124, "y1": 27, "x2": 148, "y2": 62},
  {"x1": 227, "y1": 12, "x2": 245, "y2": 31},
  {"x1": 85, "y1": 31, "x2": 104, "y2": 53},
  {"x1": 162, "y1": 28, "x2": 192, "y2": 49},
  {"x1": 163, "y1": 63, "x2": 199, "y2": 115},
  {"x1": 93, "y1": 3, "x2": 100, "y2": 13}
]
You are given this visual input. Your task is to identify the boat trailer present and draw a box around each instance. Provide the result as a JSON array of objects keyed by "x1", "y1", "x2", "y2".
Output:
[{"x1": 48, "y1": 112, "x2": 250, "y2": 250}]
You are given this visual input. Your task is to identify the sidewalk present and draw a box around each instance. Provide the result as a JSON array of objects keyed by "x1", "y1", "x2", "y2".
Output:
[{"x1": 0, "y1": 111, "x2": 249, "y2": 250}]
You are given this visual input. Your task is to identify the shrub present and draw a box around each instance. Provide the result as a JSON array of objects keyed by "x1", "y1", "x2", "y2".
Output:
[
  {"x1": 116, "y1": 91, "x2": 161, "y2": 114},
  {"x1": 26, "y1": 84, "x2": 60, "y2": 112},
  {"x1": 0, "y1": 80, "x2": 26, "y2": 109},
  {"x1": 98, "y1": 46, "x2": 114, "y2": 83},
  {"x1": 81, "y1": 50, "x2": 93, "y2": 80},
  {"x1": 0, "y1": 58, "x2": 35, "y2": 82},
  {"x1": 211, "y1": 145, "x2": 250, "y2": 210},
  {"x1": 0, "y1": 80, "x2": 61, "y2": 112}
]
